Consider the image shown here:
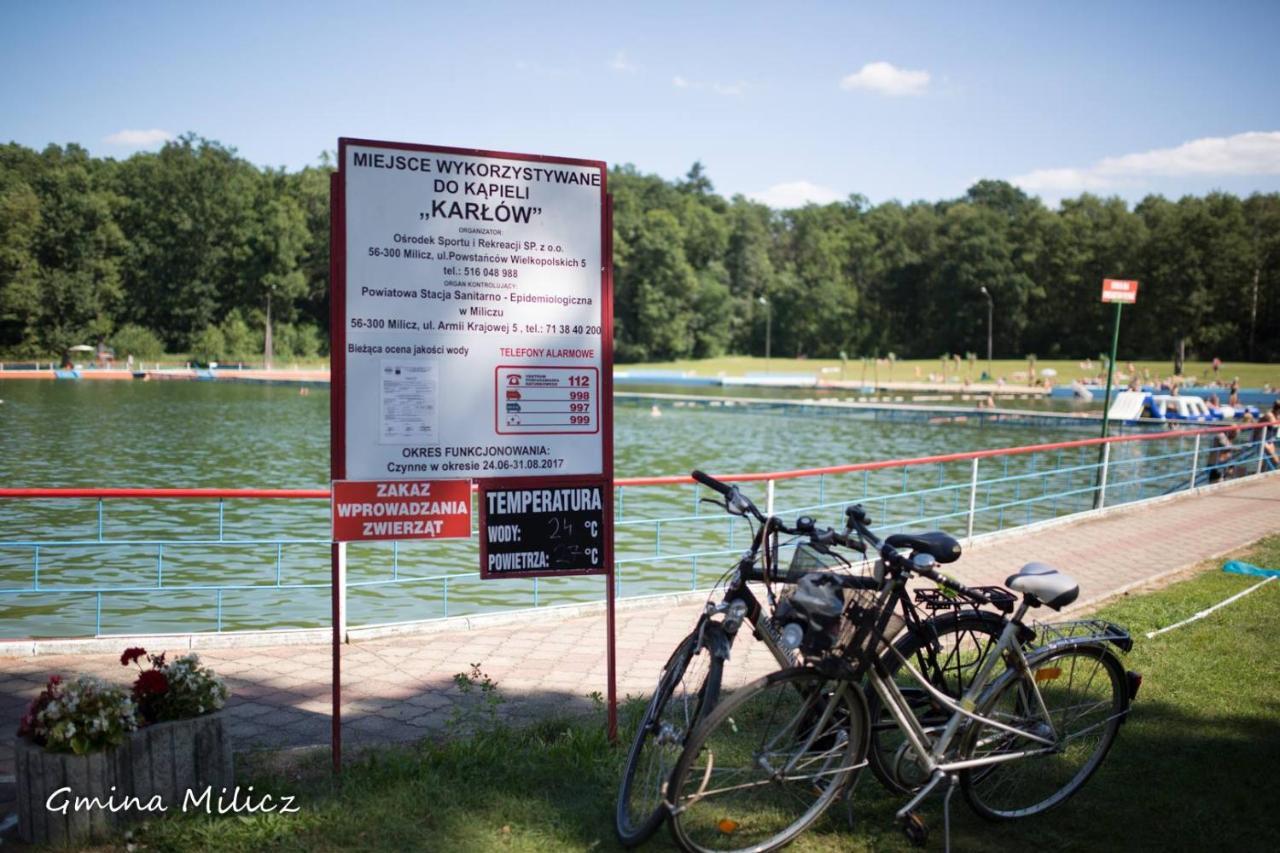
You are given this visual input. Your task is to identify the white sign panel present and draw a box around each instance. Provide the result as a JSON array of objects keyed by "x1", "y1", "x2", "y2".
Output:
[{"x1": 338, "y1": 140, "x2": 607, "y2": 480}]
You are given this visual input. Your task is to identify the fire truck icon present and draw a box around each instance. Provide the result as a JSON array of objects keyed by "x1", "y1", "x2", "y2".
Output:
[{"x1": 506, "y1": 389, "x2": 521, "y2": 400}]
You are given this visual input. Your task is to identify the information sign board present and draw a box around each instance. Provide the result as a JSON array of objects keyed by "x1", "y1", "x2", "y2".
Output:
[
  {"x1": 478, "y1": 478, "x2": 608, "y2": 578},
  {"x1": 333, "y1": 139, "x2": 609, "y2": 482},
  {"x1": 1101, "y1": 279, "x2": 1139, "y2": 304},
  {"x1": 331, "y1": 479, "x2": 471, "y2": 542}
]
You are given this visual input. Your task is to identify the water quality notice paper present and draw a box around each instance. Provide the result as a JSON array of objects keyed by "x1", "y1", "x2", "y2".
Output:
[{"x1": 379, "y1": 361, "x2": 438, "y2": 444}]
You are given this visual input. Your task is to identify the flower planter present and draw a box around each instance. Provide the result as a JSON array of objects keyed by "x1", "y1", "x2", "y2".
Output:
[{"x1": 15, "y1": 711, "x2": 234, "y2": 846}]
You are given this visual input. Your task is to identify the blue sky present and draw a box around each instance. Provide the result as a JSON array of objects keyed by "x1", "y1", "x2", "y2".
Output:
[{"x1": 3, "y1": 1, "x2": 1278, "y2": 206}]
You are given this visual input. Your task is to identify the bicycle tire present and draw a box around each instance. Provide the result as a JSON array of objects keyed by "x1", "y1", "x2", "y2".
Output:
[
  {"x1": 865, "y1": 609, "x2": 1008, "y2": 795},
  {"x1": 959, "y1": 643, "x2": 1126, "y2": 820},
  {"x1": 616, "y1": 627, "x2": 726, "y2": 847},
  {"x1": 667, "y1": 667, "x2": 866, "y2": 853}
]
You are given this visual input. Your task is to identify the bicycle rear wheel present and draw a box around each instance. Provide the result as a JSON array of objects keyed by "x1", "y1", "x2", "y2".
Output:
[
  {"x1": 960, "y1": 643, "x2": 1127, "y2": 820},
  {"x1": 667, "y1": 668, "x2": 865, "y2": 853},
  {"x1": 865, "y1": 609, "x2": 1007, "y2": 794},
  {"x1": 616, "y1": 627, "x2": 725, "y2": 847}
]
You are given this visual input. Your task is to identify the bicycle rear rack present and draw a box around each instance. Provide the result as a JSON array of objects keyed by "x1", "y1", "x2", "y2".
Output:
[
  {"x1": 913, "y1": 585, "x2": 1017, "y2": 612},
  {"x1": 1032, "y1": 618, "x2": 1133, "y2": 652}
]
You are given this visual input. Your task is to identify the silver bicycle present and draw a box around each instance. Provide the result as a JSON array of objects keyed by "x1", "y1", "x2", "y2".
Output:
[{"x1": 664, "y1": 504, "x2": 1142, "y2": 853}]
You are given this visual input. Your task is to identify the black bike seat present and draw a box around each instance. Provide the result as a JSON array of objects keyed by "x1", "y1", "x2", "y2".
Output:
[{"x1": 885, "y1": 531, "x2": 962, "y2": 564}]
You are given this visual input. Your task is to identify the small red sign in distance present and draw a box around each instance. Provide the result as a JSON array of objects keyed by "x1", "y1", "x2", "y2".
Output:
[
  {"x1": 1101, "y1": 279, "x2": 1139, "y2": 304},
  {"x1": 332, "y1": 479, "x2": 472, "y2": 542}
]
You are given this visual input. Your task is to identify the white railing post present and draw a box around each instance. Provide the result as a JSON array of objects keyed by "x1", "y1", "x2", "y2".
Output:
[
  {"x1": 766, "y1": 479, "x2": 775, "y2": 516},
  {"x1": 1098, "y1": 443, "x2": 1112, "y2": 509},
  {"x1": 1189, "y1": 433, "x2": 1201, "y2": 490},
  {"x1": 966, "y1": 458, "x2": 980, "y2": 544},
  {"x1": 1257, "y1": 431, "x2": 1267, "y2": 475}
]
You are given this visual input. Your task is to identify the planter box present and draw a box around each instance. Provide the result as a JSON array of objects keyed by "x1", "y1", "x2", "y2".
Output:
[{"x1": 14, "y1": 712, "x2": 233, "y2": 846}]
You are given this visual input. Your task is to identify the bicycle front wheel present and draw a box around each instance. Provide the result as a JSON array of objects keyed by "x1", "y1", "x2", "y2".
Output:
[
  {"x1": 667, "y1": 668, "x2": 865, "y2": 853},
  {"x1": 960, "y1": 643, "x2": 1127, "y2": 820},
  {"x1": 616, "y1": 627, "x2": 725, "y2": 847}
]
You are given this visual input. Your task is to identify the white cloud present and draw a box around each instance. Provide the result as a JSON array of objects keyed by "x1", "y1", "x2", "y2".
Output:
[
  {"x1": 610, "y1": 51, "x2": 637, "y2": 73},
  {"x1": 711, "y1": 81, "x2": 745, "y2": 97},
  {"x1": 1013, "y1": 131, "x2": 1280, "y2": 192},
  {"x1": 103, "y1": 128, "x2": 174, "y2": 147},
  {"x1": 672, "y1": 75, "x2": 689, "y2": 88},
  {"x1": 839, "y1": 61, "x2": 930, "y2": 97},
  {"x1": 748, "y1": 181, "x2": 844, "y2": 208}
]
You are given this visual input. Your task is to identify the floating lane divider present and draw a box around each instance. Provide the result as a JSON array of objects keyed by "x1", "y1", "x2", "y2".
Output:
[{"x1": 1144, "y1": 560, "x2": 1280, "y2": 639}]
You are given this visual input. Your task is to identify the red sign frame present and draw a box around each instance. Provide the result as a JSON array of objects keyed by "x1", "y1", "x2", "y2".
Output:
[
  {"x1": 329, "y1": 140, "x2": 618, "y2": 754},
  {"x1": 331, "y1": 137, "x2": 613, "y2": 483},
  {"x1": 1101, "y1": 278, "x2": 1139, "y2": 304}
]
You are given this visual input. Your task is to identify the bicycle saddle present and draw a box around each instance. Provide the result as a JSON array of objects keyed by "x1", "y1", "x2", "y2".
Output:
[
  {"x1": 884, "y1": 531, "x2": 962, "y2": 564},
  {"x1": 1005, "y1": 562, "x2": 1079, "y2": 610}
]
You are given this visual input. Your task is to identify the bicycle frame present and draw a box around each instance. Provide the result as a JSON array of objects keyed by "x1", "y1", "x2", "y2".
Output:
[{"x1": 849, "y1": 594, "x2": 1128, "y2": 820}]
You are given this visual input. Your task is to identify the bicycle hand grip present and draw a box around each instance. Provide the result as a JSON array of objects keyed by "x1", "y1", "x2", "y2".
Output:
[{"x1": 691, "y1": 469, "x2": 733, "y2": 497}]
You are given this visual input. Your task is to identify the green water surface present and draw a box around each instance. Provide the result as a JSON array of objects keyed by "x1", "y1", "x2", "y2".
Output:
[{"x1": 0, "y1": 380, "x2": 1142, "y2": 636}]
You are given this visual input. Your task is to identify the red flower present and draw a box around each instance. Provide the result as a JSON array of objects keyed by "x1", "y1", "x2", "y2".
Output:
[
  {"x1": 120, "y1": 647, "x2": 147, "y2": 667},
  {"x1": 134, "y1": 669, "x2": 169, "y2": 696},
  {"x1": 48, "y1": 674, "x2": 62, "y2": 686}
]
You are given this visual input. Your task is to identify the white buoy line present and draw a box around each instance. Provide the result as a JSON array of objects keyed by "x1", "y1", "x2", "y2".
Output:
[{"x1": 1145, "y1": 575, "x2": 1277, "y2": 639}]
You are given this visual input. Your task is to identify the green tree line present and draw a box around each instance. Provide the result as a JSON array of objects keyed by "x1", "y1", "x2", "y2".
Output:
[
  {"x1": 0, "y1": 136, "x2": 330, "y2": 362},
  {"x1": 3, "y1": 137, "x2": 1279, "y2": 363}
]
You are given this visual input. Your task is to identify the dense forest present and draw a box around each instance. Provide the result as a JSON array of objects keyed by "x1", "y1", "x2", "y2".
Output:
[{"x1": 2, "y1": 135, "x2": 1278, "y2": 363}]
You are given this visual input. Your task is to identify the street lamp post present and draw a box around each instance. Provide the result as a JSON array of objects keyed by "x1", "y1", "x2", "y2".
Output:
[
  {"x1": 979, "y1": 286, "x2": 993, "y2": 379},
  {"x1": 758, "y1": 295, "x2": 772, "y2": 371}
]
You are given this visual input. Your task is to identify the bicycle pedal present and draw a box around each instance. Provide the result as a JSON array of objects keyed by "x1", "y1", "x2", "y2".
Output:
[{"x1": 901, "y1": 811, "x2": 929, "y2": 847}]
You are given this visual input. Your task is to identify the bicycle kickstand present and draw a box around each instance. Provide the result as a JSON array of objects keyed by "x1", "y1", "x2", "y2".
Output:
[
  {"x1": 896, "y1": 770, "x2": 946, "y2": 847},
  {"x1": 942, "y1": 773, "x2": 959, "y2": 853},
  {"x1": 841, "y1": 769, "x2": 864, "y2": 830}
]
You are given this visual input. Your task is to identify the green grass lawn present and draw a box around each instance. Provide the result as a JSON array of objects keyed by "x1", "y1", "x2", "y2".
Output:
[
  {"x1": 622, "y1": 356, "x2": 1280, "y2": 390},
  {"x1": 120, "y1": 537, "x2": 1280, "y2": 852}
]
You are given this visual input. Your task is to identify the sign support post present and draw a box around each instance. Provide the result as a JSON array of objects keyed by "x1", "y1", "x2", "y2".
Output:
[
  {"x1": 329, "y1": 171, "x2": 345, "y2": 775},
  {"x1": 1099, "y1": 302, "x2": 1123, "y2": 441},
  {"x1": 1094, "y1": 279, "x2": 1139, "y2": 509}
]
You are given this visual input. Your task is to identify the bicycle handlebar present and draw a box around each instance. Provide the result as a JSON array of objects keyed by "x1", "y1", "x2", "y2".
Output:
[
  {"x1": 692, "y1": 472, "x2": 1001, "y2": 606},
  {"x1": 841, "y1": 503, "x2": 1011, "y2": 612},
  {"x1": 691, "y1": 469, "x2": 732, "y2": 497}
]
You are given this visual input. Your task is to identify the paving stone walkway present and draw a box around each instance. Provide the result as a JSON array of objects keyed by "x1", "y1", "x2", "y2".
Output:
[{"x1": 2, "y1": 473, "x2": 1277, "y2": 782}]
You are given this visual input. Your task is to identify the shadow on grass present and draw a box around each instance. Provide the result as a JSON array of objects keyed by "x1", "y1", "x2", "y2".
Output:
[{"x1": 94, "y1": 688, "x2": 1280, "y2": 853}]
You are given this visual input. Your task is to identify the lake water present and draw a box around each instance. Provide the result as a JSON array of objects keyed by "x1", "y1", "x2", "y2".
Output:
[{"x1": 0, "y1": 380, "x2": 1111, "y2": 636}]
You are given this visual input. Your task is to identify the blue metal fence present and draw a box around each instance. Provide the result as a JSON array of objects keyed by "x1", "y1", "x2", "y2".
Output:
[{"x1": 0, "y1": 423, "x2": 1274, "y2": 639}]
